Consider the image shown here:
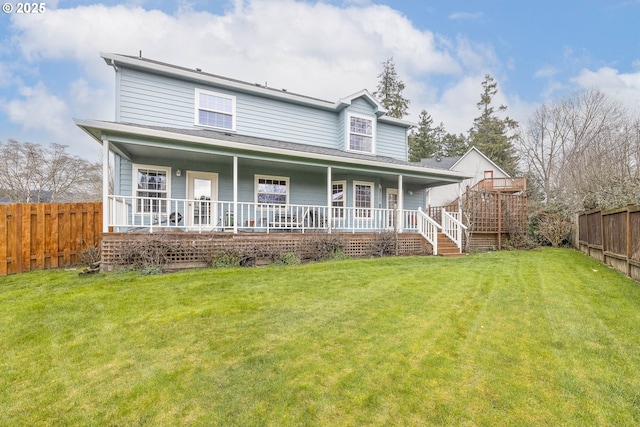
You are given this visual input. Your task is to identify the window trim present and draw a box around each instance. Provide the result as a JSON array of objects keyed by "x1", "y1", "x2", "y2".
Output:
[
  {"x1": 332, "y1": 180, "x2": 346, "y2": 218},
  {"x1": 194, "y1": 88, "x2": 237, "y2": 131},
  {"x1": 353, "y1": 180, "x2": 374, "y2": 218},
  {"x1": 132, "y1": 164, "x2": 171, "y2": 214},
  {"x1": 346, "y1": 112, "x2": 376, "y2": 154},
  {"x1": 254, "y1": 174, "x2": 290, "y2": 205}
]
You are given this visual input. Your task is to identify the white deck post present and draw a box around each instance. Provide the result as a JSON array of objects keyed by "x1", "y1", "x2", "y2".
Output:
[
  {"x1": 233, "y1": 156, "x2": 238, "y2": 234},
  {"x1": 101, "y1": 136, "x2": 109, "y2": 233},
  {"x1": 397, "y1": 174, "x2": 404, "y2": 232},
  {"x1": 326, "y1": 166, "x2": 332, "y2": 233}
]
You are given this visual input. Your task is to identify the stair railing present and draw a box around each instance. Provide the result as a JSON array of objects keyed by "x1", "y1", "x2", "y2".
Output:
[
  {"x1": 417, "y1": 207, "x2": 442, "y2": 255},
  {"x1": 442, "y1": 208, "x2": 468, "y2": 253}
]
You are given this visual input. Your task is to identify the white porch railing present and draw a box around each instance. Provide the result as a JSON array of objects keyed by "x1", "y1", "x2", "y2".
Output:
[
  {"x1": 107, "y1": 196, "x2": 421, "y2": 233},
  {"x1": 442, "y1": 209, "x2": 467, "y2": 253},
  {"x1": 417, "y1": 207, "x2": 442, "y2": 255}
]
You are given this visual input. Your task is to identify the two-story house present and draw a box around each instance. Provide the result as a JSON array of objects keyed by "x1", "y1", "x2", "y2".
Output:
[{"x1": 75, "y1": 53, "x2": 470, "y2": 262}]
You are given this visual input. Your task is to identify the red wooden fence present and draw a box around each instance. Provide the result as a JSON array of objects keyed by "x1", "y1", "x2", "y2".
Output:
[{"x1": 0, "y1": 202, "x2": 102, "y2": 276}]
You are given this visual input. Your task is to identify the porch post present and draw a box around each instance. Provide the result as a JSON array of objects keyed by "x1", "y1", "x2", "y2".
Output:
[
  {"x1": 397, "y1": 174, "x2": 404, "y2": 232},
  {"x1": 233, "y1": 156, "x2": 238, "y2": 234},
  {"x1": 326, "y1": 166, "x2": 332, "y2": 233},
  {"x1": 101, "y1": 136, "x2": 109, "y2": 233}
]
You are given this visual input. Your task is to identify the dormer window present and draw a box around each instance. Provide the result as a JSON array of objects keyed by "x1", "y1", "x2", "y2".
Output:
[
  {"x1": 347, "y1": 113, "x2": 375, "y2": 154},
  {"x1": 195, "y1": 89, "x2": 236, "y2": 130}
]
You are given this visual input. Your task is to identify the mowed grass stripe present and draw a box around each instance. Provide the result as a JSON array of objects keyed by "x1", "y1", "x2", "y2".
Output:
[{"x1": 2, "y1": 249, "x2": 640, "y2": 425}]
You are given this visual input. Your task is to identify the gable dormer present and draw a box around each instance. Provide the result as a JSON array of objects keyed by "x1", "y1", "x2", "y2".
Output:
[{"x1": 336, "y1": 90, "x2": 383, "y2": 155}]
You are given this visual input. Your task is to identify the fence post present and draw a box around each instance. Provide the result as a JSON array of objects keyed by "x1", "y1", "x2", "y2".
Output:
[
  {"x1": 600, "y1": 209, "x2": 605, "y2": 255},
  {"x1": 0, "y1": 205, "x2": 6, "y2": 276},
  {"x1": 627, "y1": 206, "x2": 632, "y2": 277}
]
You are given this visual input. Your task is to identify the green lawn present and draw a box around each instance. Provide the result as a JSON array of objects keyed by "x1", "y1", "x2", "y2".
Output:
[{"x1": 2, "y1": 248, "x2": 640, "y2": 426}]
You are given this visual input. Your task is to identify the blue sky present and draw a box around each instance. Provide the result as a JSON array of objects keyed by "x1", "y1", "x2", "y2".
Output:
[{"x1": 1, "y1": 0, "x2": 639, "y2": 159}]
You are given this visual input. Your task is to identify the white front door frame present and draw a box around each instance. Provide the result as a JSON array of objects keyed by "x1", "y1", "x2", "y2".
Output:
[{"x1": 186, "y1": 171, "x2": 219, "y2": 228}]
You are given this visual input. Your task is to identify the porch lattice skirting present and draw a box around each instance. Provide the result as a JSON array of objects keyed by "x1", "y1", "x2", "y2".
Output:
[{"x1": 101, "y1": 232, "x2": 431, "y2": 271}]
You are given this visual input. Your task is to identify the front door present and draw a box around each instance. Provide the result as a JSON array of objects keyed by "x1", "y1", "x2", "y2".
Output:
[
  {"x1": 187, "y1": 172, "x2": 218, "y2": 228},
  {"x1": 387, "y1": 188, "x2": 398, "y2": 228}
]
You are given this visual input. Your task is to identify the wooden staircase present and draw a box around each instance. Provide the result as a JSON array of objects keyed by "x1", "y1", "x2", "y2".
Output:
[{"x1": 437, "y1": 232, "x2": 465, "y2": 257}]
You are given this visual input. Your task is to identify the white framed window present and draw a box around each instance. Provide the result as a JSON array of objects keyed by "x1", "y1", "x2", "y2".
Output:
[
  {"x1": 353, "y1": 181, "x2": 374, "y2": 218},
  {"x1": 347, "y1": 113, "x2": 375, "y2": 154},
  {"x1": 255, "y1": 175, "x2": 289, "y2": 205},
  {"x1": 195, "y1": 89, "x2": 236, "y2": 130},
  {"x1": 133, "y1": 164, "x2": 171, "y2": 214},
  {"x1": 332, "y1": 180, "x2": 346, "y2": 218}
]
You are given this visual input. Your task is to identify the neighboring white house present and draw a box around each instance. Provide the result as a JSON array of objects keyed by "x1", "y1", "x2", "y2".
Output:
[{"x1": 419, "y1": 146, "x2": 513, "y2": 208}]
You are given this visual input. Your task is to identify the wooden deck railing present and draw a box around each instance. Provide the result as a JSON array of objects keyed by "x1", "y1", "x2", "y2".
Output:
[{"x1": 472, "y1": 177, "x2": 526, "y2": 192}]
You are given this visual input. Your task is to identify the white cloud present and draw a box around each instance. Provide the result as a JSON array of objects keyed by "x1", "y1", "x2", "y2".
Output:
[
  {"x1": 9, "y1": 1, "x2": 458, "y2": 99},
  {"x1": 3, "y1": 0, "x2": 509, "y2": 155},
  {"x1": 2, "y1": 82, "x2": 70, "y2": 137},
  {"x1": 534, "y1": 65, "x2": 557, "y2": 79},
  {"x1": 449, "y1": 11, "x2": 483, "y2": 21},
  {"x1": 423, "y1": 75, "x2": 484, "y2": 135},
  {"x1": 572, "y1": 67, "x2": 640, "y2": 114}
]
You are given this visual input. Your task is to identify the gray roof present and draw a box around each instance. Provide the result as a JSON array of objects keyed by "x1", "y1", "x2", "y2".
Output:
[
  {"x1": 417, "y1": 156, "x2": 461, "y2": 170},
  {"x1": 120, "y1": 122, "x2": 418, "y2": 167}
]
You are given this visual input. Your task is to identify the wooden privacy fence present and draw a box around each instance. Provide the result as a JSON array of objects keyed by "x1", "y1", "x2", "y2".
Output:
[
  {"x1": 578, "y1": 205, "x2": 640, "y2": 282},
  {"x1": 0, "y1": 202, "x2": 102, "y2": 276}
]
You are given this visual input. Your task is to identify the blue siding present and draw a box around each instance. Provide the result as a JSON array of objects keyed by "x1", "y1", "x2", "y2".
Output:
[
  {"x1": 118, "y1": 67, "x2": 339, "y2": 149},
  {"x1": 349, "y1": 97, "x2": 377, "y2": 116},
  {"x1": 337, "y1": 109, "x2": 347, "y2": 151},
  {"x1": 117, "y1": 156, "x2": 132, "y2": 196},
  {"x1": 119, "y1": 68, "x2": 193, "y2": 127},
  {"x1": 377, "y1": 123, "x2": 408, "y2": 161},
  {"x1": 236, "y1": 93, "x2": 338, "y2": 149}
]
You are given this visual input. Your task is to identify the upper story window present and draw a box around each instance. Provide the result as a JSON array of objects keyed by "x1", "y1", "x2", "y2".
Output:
[
  {"x1": 347, "y1": 113, "x2": 375, "y2": 154},
  {"x1": 195, "y1": 89, "x2": 236, "y2": 130}
]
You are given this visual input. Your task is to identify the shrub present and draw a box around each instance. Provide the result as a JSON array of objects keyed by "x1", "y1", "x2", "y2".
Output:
[
  {"x1": 211, "y1": 250, "x2": 246, "y2": 268},
  {"x1": 273, "y1": 251, "x2": 301, "y2": 266},
  {"x1": 303, "y1": 234, "x2": 347, "y2": 261},
  {"x1": 331, "y1": 248, "x2": 349, "y2": 261},
  {"x1": 79, "y1": 240, "x2": 101, "y2": 266},
  {"x1": 371, "y1": 231, "x2": 397, "y2": 257},
  {"x1": 114, "y1": 235, "x2": 189, "y2": 273},
  {"x1": 529, "y1": 204, "x2": 573, "y2": 247}
]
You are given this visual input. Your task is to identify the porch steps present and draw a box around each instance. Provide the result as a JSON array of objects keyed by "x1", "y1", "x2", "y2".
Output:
[{"x1": 437, "y1": 232, "x2": 465, "y2": 258}]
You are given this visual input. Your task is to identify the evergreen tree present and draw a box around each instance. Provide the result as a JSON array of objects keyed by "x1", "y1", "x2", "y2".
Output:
[
  {"x1": 441, "y1": 132, "x2": 468, "y2": 157},
  {"x1": 468, "y1": 75, "x2": 519, "y2": 175},
  {"x1": 408, "y1": 110, "x2": 438, "y2": 161},
  {"x1": 409, "y1": 109, "x2": 469, "y2": 161},
  {"x1": 373, "y1": 57, "x2": 410, "y2": 119}
]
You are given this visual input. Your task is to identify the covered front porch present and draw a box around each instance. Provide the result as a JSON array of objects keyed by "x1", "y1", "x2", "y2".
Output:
[{"x1": 76, "y1": 120, "x2": 470, "y2": 255}]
